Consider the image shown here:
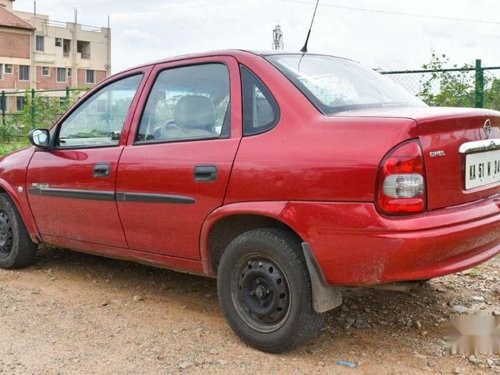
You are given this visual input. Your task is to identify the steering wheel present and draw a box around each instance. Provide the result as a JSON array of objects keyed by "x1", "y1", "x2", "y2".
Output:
[{"x1": 153, "y1": 119, "x2": 181, "y2": 139}]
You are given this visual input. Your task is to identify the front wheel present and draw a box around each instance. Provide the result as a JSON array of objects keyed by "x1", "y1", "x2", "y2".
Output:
[
  {"x1": 0, "y1": 194, "x2": 37, "y2": 269},
  {"x1": 217, "y1": 228, "x2": 324, "y2": 353}
]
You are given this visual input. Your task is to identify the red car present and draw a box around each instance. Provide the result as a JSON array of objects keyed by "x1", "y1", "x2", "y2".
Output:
[{"x1": 0, "y1": 50, "x2": 499, "y2": 352}]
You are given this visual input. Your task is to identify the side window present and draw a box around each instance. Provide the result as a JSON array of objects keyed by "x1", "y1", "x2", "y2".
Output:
[
  {"x1": 136, "y1": 63, "x2": 230, "y2": 143},
  {"x1": 241, "y1": 66, "x2": 279, "y2": 136},
  {"x1": 57, "y1": 74, "x2": 143, "y2": 148}
]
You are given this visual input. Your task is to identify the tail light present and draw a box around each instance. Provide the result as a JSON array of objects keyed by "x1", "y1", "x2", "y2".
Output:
[{"x1": 376, "y1": 140, "x2": 426, "y2": 214}]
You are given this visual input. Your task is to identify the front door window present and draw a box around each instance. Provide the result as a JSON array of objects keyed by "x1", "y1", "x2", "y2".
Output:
[{"x1": 57, "y1": 74, "x2": 143, "y2": 148}]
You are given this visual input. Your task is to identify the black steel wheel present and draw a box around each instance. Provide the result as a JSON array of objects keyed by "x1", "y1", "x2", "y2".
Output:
[
  {"x1": 0, "y1": 194, "x2": 37, "y2": 269},
  {"x1": 0, "y1": 210, "x2": 14, "y2": 258},
  {"x1": 232, "y1": 256, "x2": 291, "y2": 332},
  {"x1": 217, "y1": 228, "x2": 324, "y2": 353}
]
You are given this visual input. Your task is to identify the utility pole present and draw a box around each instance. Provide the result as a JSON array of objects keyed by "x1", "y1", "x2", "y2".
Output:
[
  {"x1": 106, "y1": 15, "x2": 111, "y2": 77},
  {"x1": 272, "y1": 24, "x2": 284, "y2": 50},
  {"x1": 30, "y1": 0, "x2": 36, "y2": 90},
  {"x1": 72, "y1": 8, "x2": 78, "y2": 88}
]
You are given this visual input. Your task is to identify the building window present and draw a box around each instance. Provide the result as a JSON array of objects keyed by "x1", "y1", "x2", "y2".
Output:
[
  {"x1": 0, "y1": 64, "x2": 2, "y2": 80},
  {"x1": 63, "y1": 39, "x2": 71, "y2": 57},
  {"x1": 36, "y1": 35, "x2": 44, "y2": 52},
  {"x1": 67, "y1": 68, "x2": 72, "y2": 77},
  {"x1": 4, "y1": 64, "x2": 13, "y2": 74},
  {"x1": 77, "y1": 40, "x2": 91, "y2": 59},
  {"x1": 42, "y1": 66, "x2": 50, "y2": 76},
  {"x1": 56, "y1": 68, "x2": 67, "y2": 83},
  {"x1": 19, "y1": 65, "x2": 30, "y2": 81},
  {"x1": 16, "y1": 97, "x2": 25, "y2": 112},
  {"x1": 86, "y1": 70, "x2": 95, "y2": 84},
  {"x1": 55, "y1": 38, "x2": 62, "y2": 47}
]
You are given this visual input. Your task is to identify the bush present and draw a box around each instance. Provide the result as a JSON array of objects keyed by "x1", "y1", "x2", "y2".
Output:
[
  {"x1": 0, "y1": 89, "x2": 85, "y2": 143},
  {"x1": 419, "y1": 53, "x2": 500, "y2": 110},
  {"x1": 0, "y1": 141, "x2": 29, "y2": 156}
]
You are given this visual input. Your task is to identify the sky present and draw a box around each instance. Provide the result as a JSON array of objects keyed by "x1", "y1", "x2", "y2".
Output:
[{"x1": 13, "y1": 0, "x2": 500, "y2": 73}]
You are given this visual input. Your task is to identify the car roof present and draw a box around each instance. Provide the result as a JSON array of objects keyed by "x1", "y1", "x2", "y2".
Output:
[
  {"x1": 248, "y1": 50, "x2": 356, "y2": 61},
  {"x1": 122, "y1": 49, "x2": 357, "y2": 73}
]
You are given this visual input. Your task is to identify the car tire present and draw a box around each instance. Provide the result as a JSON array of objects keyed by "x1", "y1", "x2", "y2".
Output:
[
  {"x1": 217, "y1": 228, "x2": 324, "y2": 353},
  {"x1": 0, "y1": 193, "x2": 37, "y2": 269}
]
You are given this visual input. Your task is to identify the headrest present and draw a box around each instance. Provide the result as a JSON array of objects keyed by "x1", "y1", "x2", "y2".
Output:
[{"x1": 174, "y1": 95, "x2": 215, "y2": 129}]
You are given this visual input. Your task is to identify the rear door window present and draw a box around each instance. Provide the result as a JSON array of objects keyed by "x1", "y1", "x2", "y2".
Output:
[{"x1": 136, "y1": 63, "x2": 230, "y2": 143}]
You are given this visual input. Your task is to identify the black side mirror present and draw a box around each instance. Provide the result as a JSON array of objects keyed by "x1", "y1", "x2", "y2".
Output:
[{"x1": 28, "y1": 129, "x2": 51, "y2": 150}]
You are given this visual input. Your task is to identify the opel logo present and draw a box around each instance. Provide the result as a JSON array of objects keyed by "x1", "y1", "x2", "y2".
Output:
[{"x1": 483, "y1": 119, "x2": 492, "y2": 139}]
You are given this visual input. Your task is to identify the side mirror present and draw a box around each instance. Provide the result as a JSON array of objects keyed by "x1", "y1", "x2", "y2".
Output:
[{"x1": 28, "y1": 129, "x2": 51, "y2": 150}]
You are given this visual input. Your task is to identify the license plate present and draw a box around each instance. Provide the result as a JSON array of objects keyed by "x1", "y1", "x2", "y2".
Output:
[{"x1": 465, "y1": 149, "x2": 500, "y2": 190}]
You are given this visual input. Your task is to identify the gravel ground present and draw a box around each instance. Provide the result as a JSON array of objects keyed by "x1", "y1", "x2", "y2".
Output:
[{"x1": 0, "y1": 247, "x2": 498, "y2": 374}]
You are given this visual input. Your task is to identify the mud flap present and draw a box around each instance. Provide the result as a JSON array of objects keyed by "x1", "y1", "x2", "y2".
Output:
[{"x1": 302, "y1": 242, "x2": 343, "y2": 313}]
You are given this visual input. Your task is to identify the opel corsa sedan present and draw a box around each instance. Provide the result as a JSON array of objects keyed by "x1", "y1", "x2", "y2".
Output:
[{"x1": 0, "y1": 50, "x2": 499, "y2": 352}]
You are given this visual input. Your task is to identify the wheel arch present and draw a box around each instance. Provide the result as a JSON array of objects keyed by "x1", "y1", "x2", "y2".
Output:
[
  {"x1": 202, "y1": 201, "x2": 343, "y2": 314},
  {"x1": 200, "y1": 201, "x2": 303, "y2": 275},
  {"x1": 0, "y1": 179, "x2": 40, "y2": 243}
]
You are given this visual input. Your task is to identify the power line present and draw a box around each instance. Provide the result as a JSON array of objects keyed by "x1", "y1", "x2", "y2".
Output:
[{"x1": 279, "y1": 0, "x2": 500, "y2": 25}]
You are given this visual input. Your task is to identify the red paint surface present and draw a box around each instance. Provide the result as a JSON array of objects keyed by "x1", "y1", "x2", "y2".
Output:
[
  {"x1": 0, "y1": 50, "x2": 497, "y2": 285},
  {"x1": 26, "y1": 147, "x2": 127, "y2": 247},
  {"x1": 116, "y1": 56, "x2": 242, "y2": 259},
  {"x1": 279, "y1": 198, "x2": 500, "y2": 285}
]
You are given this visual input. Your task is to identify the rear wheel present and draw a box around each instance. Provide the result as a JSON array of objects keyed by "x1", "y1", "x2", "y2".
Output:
[
  {"x1": 0, "y1": 194, "x2": 37, "y2": 269},
  {"x1": 217, "y1": 228, "x2": 324, "y2": 353}
]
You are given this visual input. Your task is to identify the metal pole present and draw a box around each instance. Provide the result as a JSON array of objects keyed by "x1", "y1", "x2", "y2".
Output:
[
  {"x1": 72, "y1": 9, "x2": 78, "y2": 88},
  {"x1": 31, "y1": 89, "x2": 36, "y2": 129},
  {"x1": 475, "y1": 59, "x2": 484, "y2": 108},
  {"x1": 65, "y1": 86, "x2": 70, "y2": 108},
  {"x1": 1, "y1": 91, "x2": 5, "y2": 127}
]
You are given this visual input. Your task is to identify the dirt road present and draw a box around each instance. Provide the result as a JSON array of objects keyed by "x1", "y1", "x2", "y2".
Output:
[{"x1": 0, "y1": 247, "x2": 498, "y2": 374}]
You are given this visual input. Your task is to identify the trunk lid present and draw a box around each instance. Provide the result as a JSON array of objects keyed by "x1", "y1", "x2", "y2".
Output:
[
  {"x1": 336, "y1": 106, "x2": 500, "y2": 210},
  {"x1": 415, "y1": 107, "x2": 500, "y2": 209}
]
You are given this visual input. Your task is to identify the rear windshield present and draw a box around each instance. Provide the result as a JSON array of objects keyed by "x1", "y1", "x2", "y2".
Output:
[{"x1": 265, "y1": 54, "x2": 426, "y2": 114}]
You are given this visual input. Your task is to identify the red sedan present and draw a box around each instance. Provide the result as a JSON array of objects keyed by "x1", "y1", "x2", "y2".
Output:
[{"x1": 0, "y1": 50, "x2": 499, "y2": 352}]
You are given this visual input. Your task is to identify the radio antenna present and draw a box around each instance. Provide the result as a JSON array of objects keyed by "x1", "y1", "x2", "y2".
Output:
[{"x1": 300, "y1": 0, "x2": 320, "y2": 53}]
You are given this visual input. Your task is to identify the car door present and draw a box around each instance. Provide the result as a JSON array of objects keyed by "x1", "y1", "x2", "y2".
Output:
[
  {"x1": 116, "y1": 57, "x2": 242, "y2": 259},
  {"x1": 26, "y1": 70, "x2": 148, "y2": 247}
]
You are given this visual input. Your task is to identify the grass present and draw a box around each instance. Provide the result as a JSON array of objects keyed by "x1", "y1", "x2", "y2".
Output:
[{"x1": 0, "y1": 141, "x2": 30, "y2": 156}]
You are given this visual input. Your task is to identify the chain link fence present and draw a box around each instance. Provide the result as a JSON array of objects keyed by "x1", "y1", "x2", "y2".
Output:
[
  {"x1": 0, "y1": 88, "x2": 87, "y2": 142},
  {"x1": 382, "y1": 60, "x2": 500, "y2": 110}
]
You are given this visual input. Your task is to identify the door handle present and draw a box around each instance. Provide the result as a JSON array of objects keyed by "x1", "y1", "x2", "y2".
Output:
[
  {"x1": 194, "y1": 165, "x2": 217, "y2": 182},
  {"x1": 94, "y1": 163, "x2": 111, "y2": 178}
]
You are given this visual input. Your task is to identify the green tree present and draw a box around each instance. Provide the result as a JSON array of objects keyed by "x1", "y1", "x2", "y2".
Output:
[
  {"x1": 419, "y1": 52, "x2": 475, "y2": 107},
  {"x1": 484, "y1": 77, "x2": 500, "y2": 110},
  {"x1": 419, "y1": 52, "x2": 500, "y2": 110}
]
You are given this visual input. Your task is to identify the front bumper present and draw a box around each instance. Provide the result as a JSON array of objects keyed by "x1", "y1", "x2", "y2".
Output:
[{"x1": 279, "y1": 195, "x2": 500, "y2": 285}]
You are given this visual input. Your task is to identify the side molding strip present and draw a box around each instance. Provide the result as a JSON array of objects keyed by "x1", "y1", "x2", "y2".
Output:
[
  {"x1": 28, "y1": 188, "x2": 196, "y2": 204},
  {"x1": 28, "y1": 187, "x2": 115, "y2": 201},
  {"x1": 116, "y1": 192, "x2": 195, "y2": 204},
  {"x1": 302, "y1": 242, "x2": 343, "y2": 313}
]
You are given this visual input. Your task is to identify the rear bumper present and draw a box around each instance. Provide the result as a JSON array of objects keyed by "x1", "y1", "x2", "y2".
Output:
[{"x1": 279, "y1": 195, "x2": 500, "y2": 285}]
